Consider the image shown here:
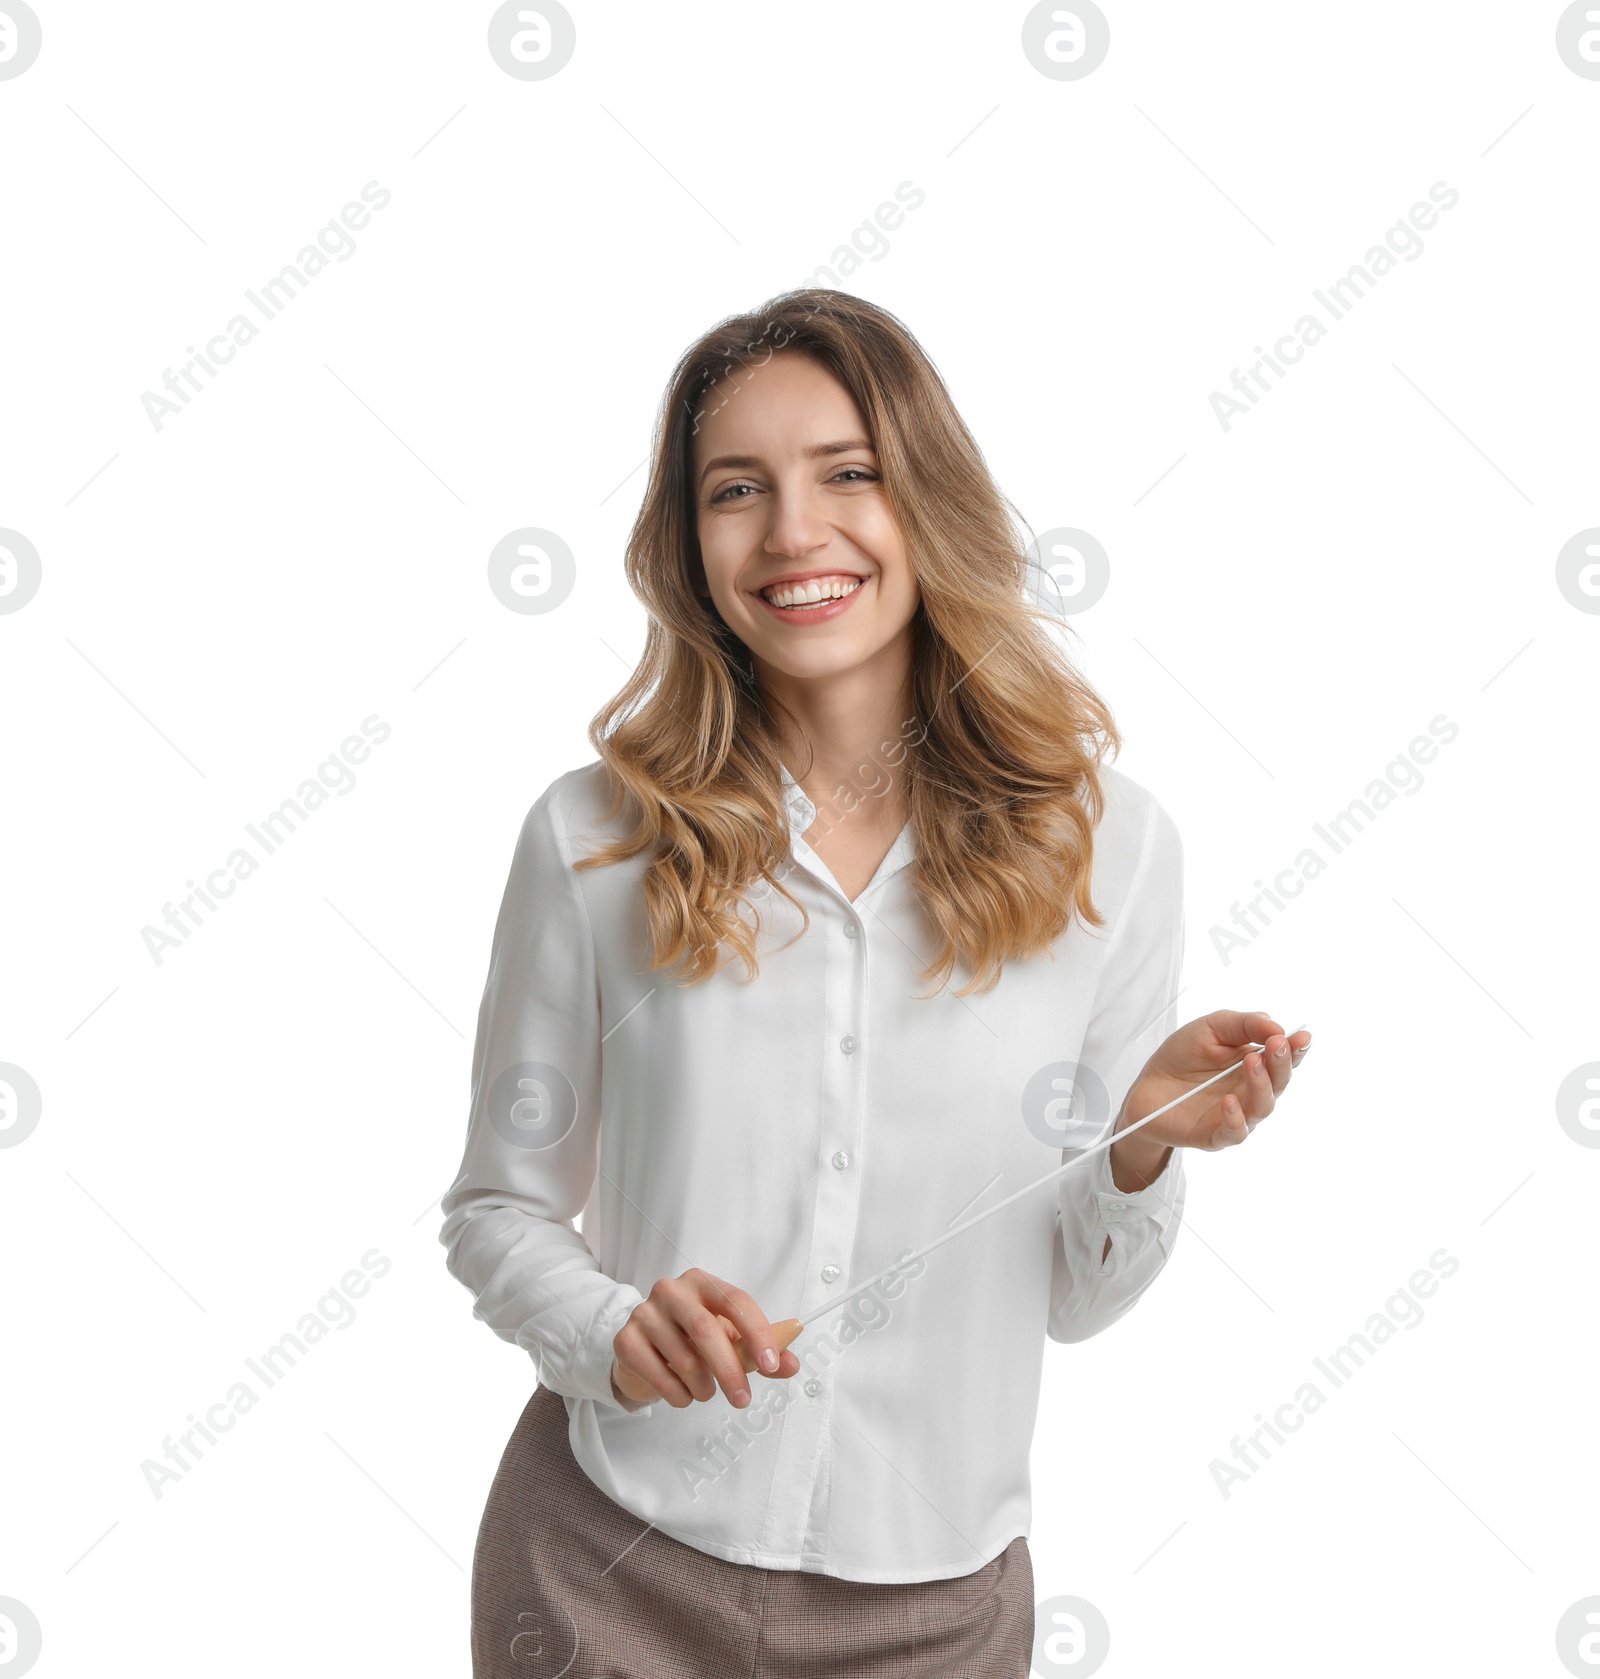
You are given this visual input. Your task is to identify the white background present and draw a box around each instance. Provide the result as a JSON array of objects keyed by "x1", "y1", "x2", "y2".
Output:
[{"x1": 2, "y1": 3, "x2": 1598, "y2": 1675}]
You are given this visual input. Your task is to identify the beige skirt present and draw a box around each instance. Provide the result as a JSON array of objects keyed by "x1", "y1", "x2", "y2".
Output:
[{"x1": 471, "y1": 1382, "x2": 1034, "y2": 1678}]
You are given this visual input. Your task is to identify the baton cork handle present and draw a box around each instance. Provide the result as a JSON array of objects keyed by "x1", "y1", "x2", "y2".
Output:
[{"x1": 733, "y1": 1317, "x2": 803, "y2": 1374}]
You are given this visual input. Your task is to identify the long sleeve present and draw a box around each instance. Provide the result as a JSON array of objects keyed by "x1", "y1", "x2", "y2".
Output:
[
  {"x1": 1048, "y1": 788, "x2": 1187, "y2": 1343},
  {"x1": 439, "y1": 782, "x2": 649, "y2": 1411},
  {"x1": 435, "y1": 758, "x2": 1206, "y2": 1579}
]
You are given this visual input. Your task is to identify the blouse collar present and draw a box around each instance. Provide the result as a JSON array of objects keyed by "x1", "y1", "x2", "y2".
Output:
[
  {"x1": 777, "y1": 761, "x2": 817, "y2": 836},
  {"x1": 777, "y1": 760, "x2": 918, "y2": 900}
]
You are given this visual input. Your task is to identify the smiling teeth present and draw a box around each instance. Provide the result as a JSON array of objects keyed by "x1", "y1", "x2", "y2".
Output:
[{"x1": 762, "y1": 577, "x2": 863, "y2": 609}]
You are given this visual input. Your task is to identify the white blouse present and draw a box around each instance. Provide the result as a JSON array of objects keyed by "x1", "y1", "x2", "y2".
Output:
[{"x1": 440, "y1": 757, "x2": 1188, "y2": 1583}]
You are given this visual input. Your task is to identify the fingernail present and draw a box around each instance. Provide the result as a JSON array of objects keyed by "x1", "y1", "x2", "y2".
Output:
[
  {"x1": 759, "y1": 1348, "x2": 778, "y2": 1373},
  {"x1": 1275, "y1": 1043, "x2": 1288, "y2": 1057},
  {"x1": 732, "y1": 1387, "x2": 750, "y2": 1407}
]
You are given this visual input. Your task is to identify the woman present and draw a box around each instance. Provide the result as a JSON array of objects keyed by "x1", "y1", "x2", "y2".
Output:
[{"x1": 442, "y1": 288, "x2": 1311, "y2": 1677}]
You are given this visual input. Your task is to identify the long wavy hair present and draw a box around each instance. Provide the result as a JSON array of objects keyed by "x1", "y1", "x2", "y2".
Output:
[{"x1": 575, "y1": 287, "x2": 1122, "y2": 998}]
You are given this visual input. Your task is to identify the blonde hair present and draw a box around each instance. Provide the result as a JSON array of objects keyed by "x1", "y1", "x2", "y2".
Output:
[{"x1": 577, "y1": 288, "x2": 1122, "y2": 998}]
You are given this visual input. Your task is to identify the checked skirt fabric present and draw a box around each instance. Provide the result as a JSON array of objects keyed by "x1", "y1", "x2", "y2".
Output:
[{"x1": 470, "y1": 1381, "x2": 1034, "y2": 1678}]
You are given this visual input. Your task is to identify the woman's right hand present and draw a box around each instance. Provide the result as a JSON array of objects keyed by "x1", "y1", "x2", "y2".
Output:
[{"x1": 610, "y1": 1268, "x2": 801, "y2": 1409}]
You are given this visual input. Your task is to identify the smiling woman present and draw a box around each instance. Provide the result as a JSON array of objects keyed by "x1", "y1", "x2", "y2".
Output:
[
  {"x1": 442, "y1": 288, "x2": 1310, "y2": 1678},
  {"x1": 585, "y1": 289, "x2": 1133, "y2": 990}
]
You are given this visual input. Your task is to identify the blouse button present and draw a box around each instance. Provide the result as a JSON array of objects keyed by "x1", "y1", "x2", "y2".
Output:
[
  {"x1": 804, "y1": 1378, "x2": 823, "y2": 1397},
  {"x1": 832, "y1": 1149, "x2": 850, "y2": 1170},
  {"x1": 840, "y1": 1035, "x2": 858, "y2": 1054},
  {"x1": 843, "y1": 920, "x2": 858, "y2": 939},
  {"x1": 820, "y1": 1264, "x2": 841, "y2": 1283}
]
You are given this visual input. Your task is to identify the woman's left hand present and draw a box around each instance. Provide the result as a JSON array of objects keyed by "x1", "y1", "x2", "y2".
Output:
[{"x1": 1120, "y1": 1010, "x2": 1311, "y2": 1153}]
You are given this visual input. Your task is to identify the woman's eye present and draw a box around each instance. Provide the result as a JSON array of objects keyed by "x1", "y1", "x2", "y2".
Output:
[{"x1": 709, "y1": 467, "x2": 876, "y2": 504}]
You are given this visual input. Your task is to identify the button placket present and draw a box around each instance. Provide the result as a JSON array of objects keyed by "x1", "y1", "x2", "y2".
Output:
[
  {"x1": 812, "y1": 913, "x2": 864, "y2": 1298},
  {"x1": 768, "y1": 780, "x2": 886, "y2": 1552},
  {"x1": 765, "y1": 880, "x2": 855, "y2": 1559},
  {"x1": 752, "y1": 769, "x2": 888, "y2": 1556},
  {"x1": 793, "y1": 876, "x2": 870, "y2": 1545}
]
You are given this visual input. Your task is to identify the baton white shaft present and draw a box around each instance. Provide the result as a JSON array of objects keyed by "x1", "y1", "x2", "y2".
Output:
[{"x1": 792, "y1": 1024, "x2": 1308, "y2": 1331}]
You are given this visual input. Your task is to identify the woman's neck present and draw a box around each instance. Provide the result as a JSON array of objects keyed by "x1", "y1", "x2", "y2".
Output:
[{"x1": 757, "y1": 639, "x2": 916, "y2": 834}]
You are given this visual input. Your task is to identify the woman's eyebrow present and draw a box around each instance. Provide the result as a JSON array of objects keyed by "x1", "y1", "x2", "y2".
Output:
[{"x1": 698, "y1": 439, "x2": 875, "y2": 486}]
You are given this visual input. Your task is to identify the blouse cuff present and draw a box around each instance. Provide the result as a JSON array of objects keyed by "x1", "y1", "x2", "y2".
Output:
[
  {"x1": 1091, "y1": 1140, "x2": 1183, "y2": 1274},
  {"x1": 540, "y1": 1285, "x2": 656, "y2": 1416}
]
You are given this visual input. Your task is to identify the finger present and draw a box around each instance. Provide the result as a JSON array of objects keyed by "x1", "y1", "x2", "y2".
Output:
[
  {"x1": 1205, "y1": 1010, "x2": 1285, "y2": 1060},
  {"x1": 675, "y1": 1289, "x2": 752, "y2": 1407},
  {"x1": 1259, "y1": 1035, "x2": 1294, "y2": 1099},
  {"x1": 1261, "y1": 1027, "x2": 1312, "y2": 1096},
  {"x1": 614, "y1": 1324, "x2": 694, "y2": 1408},
  {"x1": 1239, "y1": 1010, "x2": 1286, "y2": 1047},
  {"x1": 655, "y1": 1274, "x2": 744, "y2": 1401},
  {"x1": 736, "y1": 1319, "x2": 803, "y2": 1375},
  {"x1": 730, "y1": 1335, "x2": 802, "y2": 1378},
  {"x1": 1240, "y1": 1047, "x2": 1280, "y2": 1122},
  {"x1": 642, "y1": 1301, "x2": 721, "y2": 1404},
  {"x1": 716, "y1": 1314, "x2": 797, "y2": 1378},
  {"x1": 638, "y1": 1307, "x2": 715, "y2": 1404},
  {"x1": 1215, "y1": 1093, "x2": 1251, "y2": 1146},
  {"x1": 706, "y1": 1282, "x2": 784, "y2": 1377},
  {"x1": 695, "y1": 1273, "x2": 799, "y2": 1389}
]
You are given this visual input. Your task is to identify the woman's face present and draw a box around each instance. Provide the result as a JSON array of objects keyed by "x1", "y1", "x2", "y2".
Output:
[{"x1": 691, "y1": 351, "x2": 920, "y2": 688}]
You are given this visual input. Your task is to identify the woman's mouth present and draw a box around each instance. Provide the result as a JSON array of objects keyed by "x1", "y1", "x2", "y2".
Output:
[{"x1": 754, "y1": 573, "x2": 866, "y2": 621}]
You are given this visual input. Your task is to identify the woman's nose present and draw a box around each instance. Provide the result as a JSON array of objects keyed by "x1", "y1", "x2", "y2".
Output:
[{"x1": 763, "y1": 492, "x2": 829, "y2": 559}]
